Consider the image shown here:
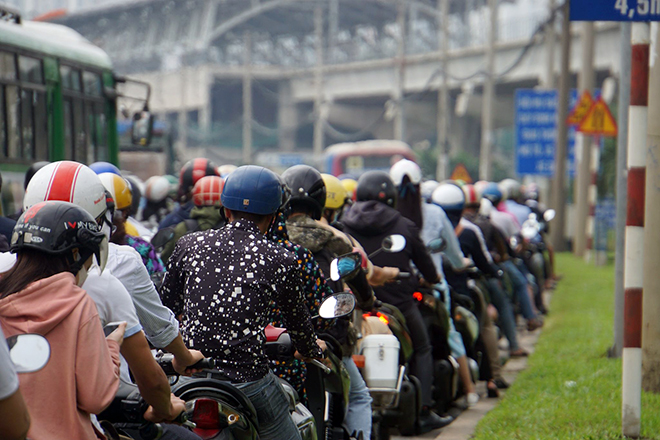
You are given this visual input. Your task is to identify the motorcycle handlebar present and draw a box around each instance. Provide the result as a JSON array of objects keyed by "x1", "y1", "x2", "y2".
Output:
[
  {"x1": 156, "y1": 356, "x2": 215, "y2": 376},
  {"x1": 396, "y1": 272, "x2": 411, "y2": 280},
  {"x1": 308, "y1": 358, "x2": 332, "y2": 374}
]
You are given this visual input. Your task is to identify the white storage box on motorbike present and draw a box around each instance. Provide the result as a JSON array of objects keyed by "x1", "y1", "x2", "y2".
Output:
[{"x1": 360, "y1": 334, "x2": 400, "y2": 389}]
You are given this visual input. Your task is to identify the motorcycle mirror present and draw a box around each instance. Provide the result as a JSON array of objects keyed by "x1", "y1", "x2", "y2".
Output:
[
  {"x1": 151, "y1": 227, "x2": 175, "y2": 250},
  {"x1": 7, "y1": 334, "x2": 50, "y2": 374},
  {"x1": 427, "y1": 237, "x2": 446, "y2": 254},
  {"x1": 382, "y1": 234, "x2": 406, "y2": 253},
  {"x1": 543, "y1": 209, "x2": 556, "y2": 222},
  {"x1": 318, "y1": 293, "x2": 356, "y2": 319},
  {"x1": 330, "y1": 252, "x2": 361, "y2": 282}
]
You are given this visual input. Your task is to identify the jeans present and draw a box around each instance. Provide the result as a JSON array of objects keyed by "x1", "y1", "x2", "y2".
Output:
[
  {"x1": 438, "y1": 281, "x2": 466, "y2": 358},
  {"x1": 235, "y1": 372, "x2": 302, "y2": 440},
  {"x1": 342, "y1": 357, "x2": 372, "y2": 439},
  {"x1": 486, "y1": 277, "x2": 520, "y2": 351},
  {"x1": 502, "y1": 260, "x2": 536, "y2": 320},
  {"x1": 401, "y1": 304, "x2": 434, "y2": 407}
]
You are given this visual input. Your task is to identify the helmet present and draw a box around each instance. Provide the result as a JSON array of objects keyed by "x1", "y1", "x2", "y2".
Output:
[
  {"x1": 420, "y1": 180, "x2": 439, "y2": 202},
  {"x1": 221, "y1": 165, "x2": 281, "y2": 215},
  {"x1": 340, "y1": 178, "x2": 358, "y2": 202},
  {"x1": 98, "y1": 173, "x2": 133, "y2": 211},
  {"x1": 89, "y1": 161, "x2": 121, "y2": 175},
  {"x1": 356, "y1": 171, "x2": 397, "y2": 208},
  {"x1": 499, "y1": 178, "x2": 521, "y2": 201},
  {"x1": 24, "y1": 161, "x2": 50, "y2": 189},
  {"x1": 481, "y1": 182, "x2": 503, "y2": 206},
  {"x1": 525, "y1": 182, "x2": 540, "y2": 201},
  {"x1": 390, "y1": 159, "x2": 422, "y2": 186},
  {"x1": 474, "y1": 180, "x2": 489, "y2": 196},
  {"x1": 24, "y1": 161, "x2": 108, "y2": 220},
  {"x1": 193, "y1": 176, "x2": 224, "y2": 207},
  {"x1": 180, "y1": 158, "x2": 219, "y2": 195},
  {"x1": 12, "y1": 201, "x2": 108, "y2": 275},
  {"x1": 145, "y1": 176, "x2": 171, "y2": 203},
  {"x1": 124, "y1": 175, "x2": 143, "y2": 216},
  {"x1": 431, "y1": 183, "x2": 465, "y2": 212},
  {"x1": 217, "y1": 164, "x2": 237, "y2": 178},
  {"x1": 321, "y1": 174, "x2": 348, "y2": 210},
  {"x1": 280, "y1": 165, "x2": 326, "y2": 220},
  {"x1": 163, "y1": 175, "x2": 179, "y2": 198},
  {"x1": 462, "y1": 184, "x2": 481, "y2": 207}
]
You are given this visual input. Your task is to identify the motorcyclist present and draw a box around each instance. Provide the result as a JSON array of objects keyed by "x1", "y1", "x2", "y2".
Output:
[
  {"x1": 342, "y1": 170, "x2": 453, "y2": 432},
  {"x1": 0, "y1": 201, "x2": 126, "y2": 440},
  {"x1": 21, "y1": 162, "x2": 204, "y2": 424},
  {"x1": 499, "y1": 179, "x2": 532, "y2": 228},
  {"x1": 161, "y1": 175, "x2": 226, "y2": 263},
  {"x1": 99, "y1": 173, "x2": 165, "y2": 276},
  {"x1": 431, "y1": 182, "x2": 509, "y2": 396},
  {"x1": 143, "y1": 175, "x2": 173, "y2": 227},
  {"x1": 461, "y1": 184, "x2": 527, "y2": 358},
  {"x1": 161, "y1": 165, "x2": 325, "y2": 440},
  {"x1": 158, "y1": 158, "x2": 219, "y2": 230},
  {"x1": 281, "y1": 165, "x2": 376, "y2": 438},
  {"x1": 390, "y1": 158, "x2": 424, "y2": 229}
]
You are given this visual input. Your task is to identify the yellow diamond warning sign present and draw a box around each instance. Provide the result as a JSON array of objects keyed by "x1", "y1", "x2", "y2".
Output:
[
  {"x1": 567, "y1": 91, "x2": 594, "y2": 126},
  {"x1": 577, "y1": 97, "x2": 617, "y2": 137},
  {"x1": 450, "y1": 164, "x2": 473, "y2": 184}
]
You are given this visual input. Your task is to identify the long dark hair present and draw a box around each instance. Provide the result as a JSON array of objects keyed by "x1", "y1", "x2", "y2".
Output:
[
  {"x1": 0, "y1": 250, "x2": 71, "y2": 298},
  {"x1": 396, "y1": 175, "x2": 424, "y2": 229}
]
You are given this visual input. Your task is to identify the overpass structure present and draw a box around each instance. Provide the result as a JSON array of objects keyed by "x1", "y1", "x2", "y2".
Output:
[{"x1": 51, "y1": 0, "x2": 622, "y2": 176}]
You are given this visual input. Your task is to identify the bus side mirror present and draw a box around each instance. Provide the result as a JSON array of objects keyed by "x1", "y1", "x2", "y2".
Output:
[{"x1": 131, "y1": 111, "x2": 154, "y2": 147}]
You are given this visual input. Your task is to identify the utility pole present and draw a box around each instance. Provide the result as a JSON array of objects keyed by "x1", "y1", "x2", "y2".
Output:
[
  {"x1": 544, "y1": 0, "x2": 556, "y2": 89},
  {"x1": 622, "y1": 22, "x2": 649, "y2": 439},
  {"x1": 549, "y1": 1, "x2": 571, "y2": 252},
  {"x1": 242, "y1": 30, "x2": 253, "y2": 165},
  {"x1": 611, "y1": 23, "x2": 631, "y2": 359},
  {"x1": 393, "y1": 0, "x2": 406, "y2": 141},
  {"x1": 642, "y1": 22, "x2": 660, "y2": 393},
  {"x1": 573, "y1": 22, "x2": 596, "y2": 257},
  {"x1": 312, "y1": 4, "x2": 325, "y2": 159},
  {"x1": 479, "y1": 0, "x2": 497, "y2": 180},
  {"x1": 436, "y1": 0, "x2": 450, "y2": 181}
]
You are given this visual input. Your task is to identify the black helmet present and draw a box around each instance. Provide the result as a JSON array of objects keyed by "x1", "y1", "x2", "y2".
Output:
[
  {"x1": 356, "y1": 171, "x2": 397, "y2": 208},
  {"x1": 179, "y1": 158, "x2": 219, "y2": 196},
  {"x1": 280, "y1": 165, "x2": 326, "y2": 220},
  {"x1": 11, "y1": 201, "x2": 108, "y2": 275},
  {"x1": 24, "y1": 161, "x2": 50, "y2": 190}
]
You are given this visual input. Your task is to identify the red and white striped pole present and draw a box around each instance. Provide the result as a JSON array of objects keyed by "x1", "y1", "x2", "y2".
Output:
[
  {"x1": 622, "y1": 22, "x2": 649, "y2": 439},
  {"x1": 585, "y1": 139, "x2": 600, "y2": 263}
]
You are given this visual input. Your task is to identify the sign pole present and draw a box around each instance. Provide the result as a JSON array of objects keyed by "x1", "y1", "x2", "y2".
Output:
[
  {"x1": 622, "y1": 21, "x2": 649, "y2": 439},
  {"x1": 550, "y1": 0, "x2": 571, "y2": 252},
  {"x1": 611, "y1": 22, "x2": 631, "y2": 360}
]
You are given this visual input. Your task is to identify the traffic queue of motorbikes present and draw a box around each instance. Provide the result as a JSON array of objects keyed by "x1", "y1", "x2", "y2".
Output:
[{"x1": 0, "y1": 158, "x2": 555, "y2": 440}]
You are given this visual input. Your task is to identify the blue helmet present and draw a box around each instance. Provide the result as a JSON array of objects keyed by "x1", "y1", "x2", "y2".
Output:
[
  {"x1": 89, "y1": 161, "x2": 121, "y2": 175},
  {"x1": 481, "y1": 182, "x2": 503, "y2": 206},
  {"x1": 221, "y1": 165, "x2": 281, "y2": 215}
]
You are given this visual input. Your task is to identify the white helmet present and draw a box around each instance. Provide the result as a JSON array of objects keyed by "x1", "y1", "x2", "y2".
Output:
[
  {"x1": 431, "y1": 183, "x2": 465, "y2": 211},
  {"x1": 479, "y1": 198, "x2": 494, "y2": 217},
  {"x1": 24, "y1": 161, "x2": 108, "y2": 220},
  {"x1": 420, "y1": 180, "x2": 439, "y2": 202},
  {"x1": 23, "y1": 160, "x2": 109, "y2": 271},
  {"x1": 390, "y1": 159, "x2": 422, "y2": 186},
  {"x1": 217, "y1": 164, "x2": 237, "y2": 178},
  {"x1": 145, "y1": 176, "x2": 170, "y2": 203}
]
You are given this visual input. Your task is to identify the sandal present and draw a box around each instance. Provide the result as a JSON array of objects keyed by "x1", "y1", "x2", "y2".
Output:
[
  {"x1": 487, "y1": 381, "x2": 499, "y2": 398},
  {"x1": 510, "y1": 348, "x2": 529, "y2": 357}
]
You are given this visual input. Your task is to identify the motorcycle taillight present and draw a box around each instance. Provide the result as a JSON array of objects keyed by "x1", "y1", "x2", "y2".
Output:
[{"x1": 191, "y1": 398, "x2": 222, "y2": 438}]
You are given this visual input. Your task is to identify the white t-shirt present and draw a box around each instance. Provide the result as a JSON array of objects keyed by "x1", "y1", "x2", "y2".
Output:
[{"x1": 0, "y1": 325, "x2": 19, "y2": 400}]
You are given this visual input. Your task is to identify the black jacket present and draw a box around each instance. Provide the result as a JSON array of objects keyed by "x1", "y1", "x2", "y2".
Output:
[{"x1": 342, "y1": 201, "x2": 439, "y2": 312}]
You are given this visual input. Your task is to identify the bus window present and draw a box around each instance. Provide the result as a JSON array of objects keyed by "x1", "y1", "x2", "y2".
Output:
[
  {"x1": 0, "y1": 51, "x2": 16, "y2": 81},
  {"x1": 20, "y1": 89, "x2": 34, "y2": 159},
  {"x1": 5, "y1": 85, "x2": 19, "y2": 159},
  {"x1": 18, "y1": 56, "x2": 44, "y2": 84},
  {"x1": 86, "y1": 102, "x2": 107, "y2": 162},
  {"x1": 83, "y1": 71, "x2": 102, "y2": 97},
  {"x1": 60, "y1": 65, "x2": 82, "y2": 92}
]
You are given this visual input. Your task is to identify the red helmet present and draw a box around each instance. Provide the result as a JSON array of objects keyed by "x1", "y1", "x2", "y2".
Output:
[
  {"x1": 192, "y1": 176, "x2": 225, "y2": 207},
  {"x1": 462, "y1": 184, "x2": 481, "y2": 208},
  {"x1": 180, "y1": 158, "x2": 219, "y2": 195}
]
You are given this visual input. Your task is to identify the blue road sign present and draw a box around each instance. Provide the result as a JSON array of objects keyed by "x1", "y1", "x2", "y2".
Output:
[
  {"x1": 515, "y1": 89, "x2": 602, "y2": 178},
  {"x1": 571, "y1": 0, "x2": 660, "y2": 21}
]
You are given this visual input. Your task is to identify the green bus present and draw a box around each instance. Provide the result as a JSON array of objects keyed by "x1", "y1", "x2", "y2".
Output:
[{"x1": 0, "y1": 8, "x2": 150, "y2": 215}]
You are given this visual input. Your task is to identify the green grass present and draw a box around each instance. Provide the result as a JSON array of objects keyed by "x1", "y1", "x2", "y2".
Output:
[{"x1": 471, "y1": 253, "x2": 660, "y2": 440}]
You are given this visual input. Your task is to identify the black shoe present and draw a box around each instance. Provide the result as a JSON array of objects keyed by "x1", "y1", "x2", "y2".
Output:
[
  {"x1": 494, "y1": 378, "x2": 510, "y2": 389},
  {"x1": 419, "y1": 410, "x2": 454, "y2": 433}
]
